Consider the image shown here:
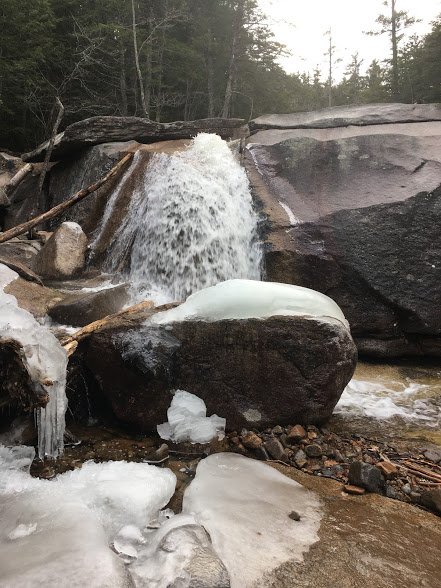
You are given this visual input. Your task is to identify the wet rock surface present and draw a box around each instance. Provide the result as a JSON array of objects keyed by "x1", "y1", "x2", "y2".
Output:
[
  {"x1": 247, "y1": 104, "x2": 441, "y2": 358},
  {"x1": 48, "y1": 283, "x2": 129, "y2": 326},
  {"x1": 83, "y1": 314, "x2": 357, "y2": 431}
]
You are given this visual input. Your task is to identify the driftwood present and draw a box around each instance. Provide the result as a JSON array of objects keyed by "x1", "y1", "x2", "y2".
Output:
[
  {"x1": 4, "y1": 163, "x2": 33, "y2": 195},
  {"x1": 0, "y1": 152, "x2": 134, "y2": 244},
  {"x1": 61, "y1": 300, "x2": 155, "y2": 356}
]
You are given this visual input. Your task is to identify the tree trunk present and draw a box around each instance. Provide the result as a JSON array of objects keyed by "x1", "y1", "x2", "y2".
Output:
[
  {"x1": 391, "y1": 0, "x2": 400, "y2": 99},
  {"x1": 206, "y1": 26, "x2": 215, "y2": 118},
  {"x1": 37, "y1": 97, "x2": 64, "y2": 210},
  {"x1": 222, "y1": 1, "x2": 244, "y2": 118},
  {"x1": 131, "y1": 0, "x2": 149, "y2": 117},
  {"x1": 119, "y1": 48, "x2": 128, "y2": 116}
]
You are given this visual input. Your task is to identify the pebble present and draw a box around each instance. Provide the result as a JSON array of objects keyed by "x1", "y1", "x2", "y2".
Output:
[
  {"x1": 294, "y1": 449, "x2": 307, "y2": 468},
  {"x1": 272, "y1": 425, "x2": 284, "y2": 435},
  {"x1": 348, "y1": 461, "x2": 386, "y2": 494},
  {"x1": 423, "y1": 449, "x2": 441, "y2": 464},
  {"x1": 241, "y1": 431, "x2": 263, "y2": 450},
  {"x1": 255, "y1": 446, "x2": 270, "y2": 461},
  {"x1": 402, "y1": 483, "x2": 412, "y2": 495},
  {"x1": 288, "y1": 510, "x2": 301, "y2": 521},
  {"x1": 264, "y1": 438, "x2": 286, "y2": 461},
  {"x1": 287, "y1": 424, "x2": 306, "y2": 442},
  {"x1": 305, "y1": 444, "x2": 322, "y2": 458}
]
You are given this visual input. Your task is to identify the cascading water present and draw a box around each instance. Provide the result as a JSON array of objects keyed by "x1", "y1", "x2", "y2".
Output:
[{"x1": 101, "y1": 134, "x2": 261, "y2": 302}]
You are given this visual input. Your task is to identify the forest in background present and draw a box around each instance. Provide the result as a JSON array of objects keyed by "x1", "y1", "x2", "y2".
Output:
[{"x1": 1, "y1": 0, "x2": 440, "y2": 151}]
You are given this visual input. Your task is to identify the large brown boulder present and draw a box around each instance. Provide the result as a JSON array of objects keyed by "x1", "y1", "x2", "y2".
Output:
[
  {"x1": 83, "y1": 314, "x2": 357, "y2": 432},
  {"x1": 247, "y1": 104, "x2": 441, "y2": 358},
  {"x1": 33, "y1": 221, "x2": 87, "y2": 279}
]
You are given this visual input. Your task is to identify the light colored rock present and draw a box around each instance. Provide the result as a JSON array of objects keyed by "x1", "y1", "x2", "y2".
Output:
[{"x1": 33, "y1": 221, "x2": 87, "y2": 279}]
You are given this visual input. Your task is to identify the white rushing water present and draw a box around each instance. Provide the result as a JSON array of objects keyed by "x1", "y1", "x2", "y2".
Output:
[
  {"x1": 0, "y1": 265, "x2": 67, "y2": 458},
  {"x1": 102, "y1": 134, "x2": 261, "y2": 302}
]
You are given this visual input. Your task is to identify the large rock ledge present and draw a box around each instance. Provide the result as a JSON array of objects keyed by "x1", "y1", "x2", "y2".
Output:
[
  {"x1": 82, "y1": 315, "x2": 357, "y2": 432},
  {"x1": 22, "y1": 116, "x2": 248, "y2": 162},
  {"x1": 250, "y1": 102, "x2": 441, "y2": 131}
]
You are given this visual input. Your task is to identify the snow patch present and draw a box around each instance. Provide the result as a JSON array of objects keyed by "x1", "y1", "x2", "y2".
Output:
[
  {"x1": 0, "y1": 445, "x2": 176, "y2": 588},
  {"x1": 182, "y1": 453, "x2": 322, "y2": 588},
  {"x1": 152, "y1": 278, "x2": 348, "y2": 327},
  {"x1": 157, "y1": 390, "x2": 226, "y2": 444}
]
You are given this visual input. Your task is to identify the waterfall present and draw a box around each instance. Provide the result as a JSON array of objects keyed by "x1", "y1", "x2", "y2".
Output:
[{"x1": 101, "y1": 134, "x2": 261, "y2": 302}]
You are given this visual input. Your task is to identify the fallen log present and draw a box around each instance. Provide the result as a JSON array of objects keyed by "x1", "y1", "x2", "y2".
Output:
[
  {"x1": 61, "y1": 299, "x2": 156, "y2": 356},
  {"x1": 4, "y1": 163, "x2": 33, "y2": 195},
  {"x1": 0, "y1": 152, "x2": 134, "y2": 244}
]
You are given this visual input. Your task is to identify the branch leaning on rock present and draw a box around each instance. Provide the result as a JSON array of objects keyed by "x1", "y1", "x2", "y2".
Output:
[{"x1": 0, "y1": 152, "x2": 134, "y2": 244}]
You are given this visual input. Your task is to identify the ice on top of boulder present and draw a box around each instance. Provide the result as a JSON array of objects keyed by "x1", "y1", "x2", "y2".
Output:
[
  {"x1": 152, "y1": 279, "x2": 348, "y2": 327},
  {"x1": 157, "y1": 390, "x2": 226, "y2": 444},
  {"x1": 0, "y1": 264, "x2": 68, "y2": 459},
  {"x1": 182, "y1": 452, "x2": 322, "y2": 588}
]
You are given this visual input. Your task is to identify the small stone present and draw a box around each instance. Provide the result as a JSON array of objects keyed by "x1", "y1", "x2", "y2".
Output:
[
  {"x1": 272, "y1": 425, "x2": 283, "y2": 435},
  {"x1": 324, "y1": 459, "x2": 338, "y2": 468},
  {"x1": 307, "y1": 431, "x2": 318, "y2": 440},
  {"x1": 241, "y1": 431, "x2": 263, "y2": 450},
  {"x1": 343, "y1": 484, "x2": 366, "y2": 495},
  {"x1": 332, "y1": 449, "x2": 345, "y2": 463},
  {"x1": 287, "y1": 425, "x2": 306, "y2": 442},
  {"x1": 423, "y1": 449, "x2": 441, "y2": 464},
  {"x1": 376, "y1": 461, "x2": 398, "y2": 478},
  {"x1": 402, "y1": 483, "x2": 412, "y2": 495},
  {"x1": 420, "y1": 488, "x2": 441, "y2": 515},
  {"x1": 320, "y1": 468, "x2": 334, "y2": 478},
  {"x1": 279, "y1": 433, "x2": 289, "y2": 447},
  {"x1": 305, "y1": 444, "x2": 322, "y2": 458},
  {"x1": 264, "y1": 438, "x2": 285, "y2": 460},
  {"x1": 348, "y1": 461, "x2": 386, "y2": 494},
  {"x1": 255, "y1": 446, "x2": 269, "y2": 461},
  {"x1": 386, "y1": 485, "x2": 399, "y2": 499},
  {"x1": 288, "y1": 510, "x2": 301, "y2": 521},
  {"x1": 294, "y1": 449, "x2": 307, "y2": 468}
]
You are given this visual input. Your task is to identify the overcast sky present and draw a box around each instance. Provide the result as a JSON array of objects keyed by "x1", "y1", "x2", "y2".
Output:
[{"x1": 258, "y1": 0, "x2": 441, "y2": 80}]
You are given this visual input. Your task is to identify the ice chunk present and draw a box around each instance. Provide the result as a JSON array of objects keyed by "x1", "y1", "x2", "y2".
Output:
[
  {"x1": 0, "y1": 445, "x2": 177, "y2": 587},
  {"x1": 129, "y1": 514, "x2": 230, "y2": 588},
  {"x1": 152, "y1": 278, "x2": 348, "y2": 327},
  {"x1": 0, "y1": 263, "x2": 68, "y2": 458},
  {"x1": 157, "y1": 390, "x2": 226, "y2": 444},
  {"x1": 182, "y1": 453, "x2": 322, "y2": 588},
  {"x1": 0, "y1": 264, "x2": 18, "y2": 288}
]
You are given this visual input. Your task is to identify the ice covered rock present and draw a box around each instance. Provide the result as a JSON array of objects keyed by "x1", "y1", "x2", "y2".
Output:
[
  {"x1": 182, "y1": 453, "x2": 322, "y2": 588},
  {"x1": 152, "y1": 279, "x2": 348, "y2": 327},
  {"x1": 0, "y1": 264, "x2": 67, "y2": 458},
  {"x1": 129, "y1": 514, "x2": 230, "y2": 588},
  {"x1": 33, "y1": 221, "x2": 87, "y2": 279},
  {"x1": 157, "y1": 390, "x2": 226, "y2": 444},
  {"x1": 85, "y1": 309, "x2": 357, "y2": 430},
  {"x1": 0, "y1": 445, "x2": 176, "y2": 588}
]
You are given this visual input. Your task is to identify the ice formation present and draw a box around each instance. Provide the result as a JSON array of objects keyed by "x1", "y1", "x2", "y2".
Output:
[
  {"x1": 335, "y1": 379, "x2": 441, "y2": 426},
  {"x1": 0, "y1": 264, "x2": 68, "y2": 458},
  {"x1": 152, "y1": 278, "x2": 349, "y2": 327},
  {"x1": 157, "y1": 390, "x2": 226, "y2": 444},
  {"x1": 182, "y1": 453, "x2": 322, "y2": 588},
  {"x1": 101, "y1": 133, "x2": 261, "y2": 302},
  {"x1": 0, "y1": 445, "x2": 176, "y2": 587}
]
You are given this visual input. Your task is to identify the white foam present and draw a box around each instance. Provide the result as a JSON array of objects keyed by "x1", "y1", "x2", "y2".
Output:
[
  {"x1": 335, "y1": 378, "x2": 441, "y2": 426},
  {"x1": 157, "y1": 390, "x2": 226, "y2": 444},
  {"x1": 152, "y1": 278, "x2": 349, "y2": 327},
  {"x1": 102, "y1": 134, "x2": 261, "y2": 302},
  {"x1": 182, "y1": 453, "x2": 322, "y2": 588}
]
